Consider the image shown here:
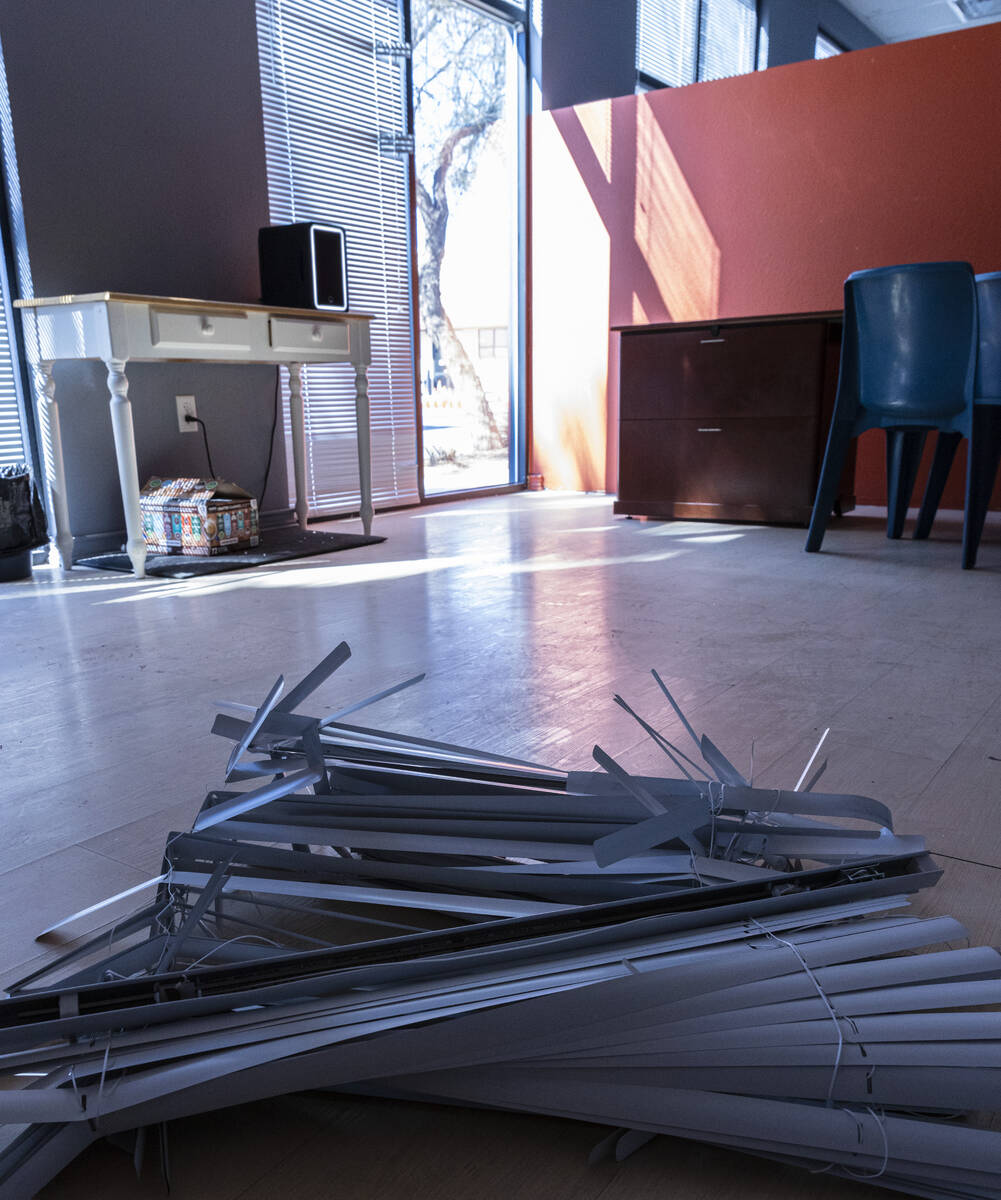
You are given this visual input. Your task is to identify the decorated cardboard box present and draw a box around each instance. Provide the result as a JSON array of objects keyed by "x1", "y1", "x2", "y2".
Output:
[{"x1": 139, "y1": 477, "x2": 259, "y2": 556}]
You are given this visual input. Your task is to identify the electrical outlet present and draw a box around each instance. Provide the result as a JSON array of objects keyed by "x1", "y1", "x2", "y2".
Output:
[{"x1": 176, "y1": 395, "x2": 198, "y2": 433}]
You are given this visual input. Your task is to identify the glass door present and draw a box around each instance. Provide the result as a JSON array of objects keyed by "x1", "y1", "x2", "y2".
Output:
[{"x1": 411, "y1": 0, "x2": 523, "y2": 495}]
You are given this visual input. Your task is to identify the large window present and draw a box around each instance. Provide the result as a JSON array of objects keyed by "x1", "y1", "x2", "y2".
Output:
[
  {"x1": 257, "y1": 0, "x2": 529, "y2": 511},
  {"x1": 637, "y1": 0, "x2": 757, "y2": 90},
  {"x1": 0, "y1": 35, "x2": 31, "y2": 471},
  {"x1": 257, "y1": 0, "x2": 419, "y2": 519},
  {"x1": 412, "y1": 0, "x2": 525, "y2": 495},
  {"x1": 0, "y1": 242, "x2": 26, "y2": 469}
]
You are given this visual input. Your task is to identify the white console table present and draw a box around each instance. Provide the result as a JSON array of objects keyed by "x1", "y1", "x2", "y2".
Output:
[{"x1": 14, "y1": 292, "x2": 374, "y2": 578}]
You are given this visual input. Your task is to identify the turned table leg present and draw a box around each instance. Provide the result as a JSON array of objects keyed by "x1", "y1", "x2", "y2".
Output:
[
  {"x1": 354, "y1": 361, "x2": 373, "y2": 536},
  {"x1": 105, "y1": 358, "x2": 147, "y2": 578},
  {"x1": 287, "y1": 361, "x2": 310, "y2": 530},
  {"x1": 34, "y1": 360, "x2": 74, "y2": 570}
]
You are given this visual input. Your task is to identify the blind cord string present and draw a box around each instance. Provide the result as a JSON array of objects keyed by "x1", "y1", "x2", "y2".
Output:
[
  {"x1": 749, "y1": 918, "x2": 890, "y2": 1182},
  {"x1": 749, "y1": 917, "x2": 845, "y2": 1105}
]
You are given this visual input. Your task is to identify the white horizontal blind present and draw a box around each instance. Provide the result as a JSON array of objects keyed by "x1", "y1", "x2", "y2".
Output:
[
  {"x1": 0, "y1": 269, "x2": 25, "y2": 468},
  {"x1": 637, "y1": 0, "x2": 698, "y2": 88},
  {"x1": 698, "y1": 0, "x2": 756, "y2": 81},
  {"x1": 0, "y1": 38, "x2": 27, "y2": 469},
  {"x1": 256, "y1": 0, "x2": 419, "y2": 518}
]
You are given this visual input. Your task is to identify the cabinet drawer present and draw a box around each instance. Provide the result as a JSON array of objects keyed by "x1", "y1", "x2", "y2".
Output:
[
  {"x1": 620, "y1": 322, "x2": 828, "y2": 421},
  {"x1": 616, "y1": 416, "x2": 819, "y2": 522},
  {"x1": 269, "y1": 316, "x2": 350, "y2": 355},
  {"x1": 149, "y1": 307, "x2": 251, "y2": 352}
]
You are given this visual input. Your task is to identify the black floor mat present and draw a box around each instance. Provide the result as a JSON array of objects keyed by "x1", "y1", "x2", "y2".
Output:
[{"x1": 77, "y1": 527, "x2": 385, "y2": 578}]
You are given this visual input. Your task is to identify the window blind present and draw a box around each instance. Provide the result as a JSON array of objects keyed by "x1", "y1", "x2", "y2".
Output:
[
  {"x1": 0, "y1": 37, "x2": 28, "y2": 470},
  {"x1": 637, "y1": 0, "x2": 698, "y2": 88},
  {"x1": 0, "y1": 267, "x2": 25, "y2": 468},
  {"x1": 697, "y1": 0, "x2": 756, "y2": 81},
  {"x1": 256, "y1": 0, "x2": 419, "y2": 518}
]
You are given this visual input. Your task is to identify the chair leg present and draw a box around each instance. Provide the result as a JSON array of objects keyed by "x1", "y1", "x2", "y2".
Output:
[
  {"x1": 885, "y1": 429, "x2": 926, "y2": 539},
  {"x1": 962, "y1": 405, "x2": 1001, "y2": 569},
  {"x1": 805, "y1": 419, "x2": 855, "y2": 553},
  {"x1": 914, "y1": 431, "x2": 962, "y2": 539}
]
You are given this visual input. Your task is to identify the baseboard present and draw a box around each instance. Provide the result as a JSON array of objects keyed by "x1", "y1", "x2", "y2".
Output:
[
  {"x1": 260, "y1": 506, "x2": 297, "y2": 529},
  {"x1": 68, "y1": 528, "x2": 128, "y2": 561}
]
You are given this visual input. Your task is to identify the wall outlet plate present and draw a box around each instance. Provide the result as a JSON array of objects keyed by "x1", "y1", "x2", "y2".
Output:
[{"x1": 176, "y1": 395, "x2": 197, "y2": 433}]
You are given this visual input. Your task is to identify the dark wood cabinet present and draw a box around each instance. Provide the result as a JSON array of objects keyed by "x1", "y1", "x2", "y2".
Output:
[{"x1": 614, "y1": 313, "x2": 853, "y2": 526}]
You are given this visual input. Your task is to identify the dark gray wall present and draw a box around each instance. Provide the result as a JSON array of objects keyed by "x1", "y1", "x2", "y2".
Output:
[
  {"x1": 819, "y1": 1, "x2": 882, "y2": 52},
  {"x1": 0, "y1": 0, "x2": 287, "y2": 555},
  {"x1": 541, "y1": 0, "x2": 637, "y2": 110}
]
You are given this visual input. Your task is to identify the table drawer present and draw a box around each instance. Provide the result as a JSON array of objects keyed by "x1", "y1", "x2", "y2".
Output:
[
  {"x1": 149, "y1": 307, "x2": 252, "y2": 352},
  {"x1": 619, "y1": 322, "x2": 828, "y2": 421},
  {"x1": 269, "y1": 316, "x2": 350, "y2": 355}
]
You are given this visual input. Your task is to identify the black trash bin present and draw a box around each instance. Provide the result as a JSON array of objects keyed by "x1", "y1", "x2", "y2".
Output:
[{"x1": 0, "y1": 464, "x2": 48, "y2": 581}]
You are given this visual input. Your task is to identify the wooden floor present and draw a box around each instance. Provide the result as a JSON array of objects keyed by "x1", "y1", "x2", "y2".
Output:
[{"x1": 1, "y1": 492, "x2": 999, "y2": 1200}]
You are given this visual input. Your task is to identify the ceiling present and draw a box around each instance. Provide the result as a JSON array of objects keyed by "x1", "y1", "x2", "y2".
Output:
[{"x1": 838, "y1": 0, "x2": 1001, "y2": 42}]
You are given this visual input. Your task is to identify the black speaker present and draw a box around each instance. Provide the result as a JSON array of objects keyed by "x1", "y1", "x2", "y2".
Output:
[{"x1": 258, "y1": 222, "x2": 348, "y2": 311}]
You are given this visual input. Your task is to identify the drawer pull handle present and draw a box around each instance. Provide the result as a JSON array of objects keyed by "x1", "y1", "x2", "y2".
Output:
[
  {"x1": 699, "y1": 337, "x2": 725, "y2": 344},
  {"x1": 698, "y1": 427, "x2": 722, "y2": 433},
  {"x1": 201, "y1": 317, "x2": 214, "y2": 335},
  {"x1": 311, "y1": 325, "x2": 322, "y2": 341}
]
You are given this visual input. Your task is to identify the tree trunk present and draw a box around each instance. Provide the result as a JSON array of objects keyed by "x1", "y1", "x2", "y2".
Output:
[{"x1": 416, "y1": 121, "x2": 504, "y2": 451}]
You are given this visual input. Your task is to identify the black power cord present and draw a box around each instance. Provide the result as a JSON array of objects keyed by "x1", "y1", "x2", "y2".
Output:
[
  {"x1": 258, "y1": 368, "x2": 280, "y2": 508},
  {"x1": 185, "y1": 415, "x2": 217, "y2": 480},
  {"x1": 184, "y1": 371, "x2": 279, "y2": 503}
]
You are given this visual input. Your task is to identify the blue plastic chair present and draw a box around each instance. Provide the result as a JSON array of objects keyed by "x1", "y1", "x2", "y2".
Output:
[
  {"x1": 805, "y1": 261, "x2": 978, "y2": 556},
  {"x1": 913, "y1": 270, "x2": 1001, "y2": 568}
]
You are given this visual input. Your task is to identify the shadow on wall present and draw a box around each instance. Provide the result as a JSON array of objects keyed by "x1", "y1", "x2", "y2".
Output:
[
  {"x1": 556, "y1": 411, "x2": 603, "y2": 493},
  {"x1": 532, "y1": 95, "x2": 719, "y2": 493},
  {"x1": 554, "y1": 96, "x2": 720, "y2": 325}
]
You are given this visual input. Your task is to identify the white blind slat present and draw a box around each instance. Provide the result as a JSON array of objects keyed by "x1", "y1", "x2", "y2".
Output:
[{"x1": 257, "y1": 0, "x2": 419, "y2": 518}]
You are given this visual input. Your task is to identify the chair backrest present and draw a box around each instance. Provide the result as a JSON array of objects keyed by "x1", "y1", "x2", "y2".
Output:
[
  {"x1": 975, "y1": 271, "x2": 1001, "y2": 401},
  {"x1": 846, "y1": 261, "x2": 976, "y2": 422}
]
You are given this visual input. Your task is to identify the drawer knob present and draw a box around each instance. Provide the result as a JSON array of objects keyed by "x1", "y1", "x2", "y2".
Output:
[
  {"x1": 311, "y1": 325, "x2": 322, "y2": 341},
  {"x1": 201, "y1": 317, "x2": 214, "y2": 335}
]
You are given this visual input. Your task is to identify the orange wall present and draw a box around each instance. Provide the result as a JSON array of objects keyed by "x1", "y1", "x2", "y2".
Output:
[{"x1": 531, "y1": 24, "x2": 1001, "y2": 508}]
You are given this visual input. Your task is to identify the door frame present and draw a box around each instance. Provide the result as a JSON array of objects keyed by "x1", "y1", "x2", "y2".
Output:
[{"x1": 407, "y1": 0, "x2": 534, "y2": 503}]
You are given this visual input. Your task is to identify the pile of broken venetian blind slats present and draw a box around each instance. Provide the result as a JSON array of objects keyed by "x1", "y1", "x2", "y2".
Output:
[{"x1": 0, "y1": 643, "x2": 999, "y2": 1200}]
